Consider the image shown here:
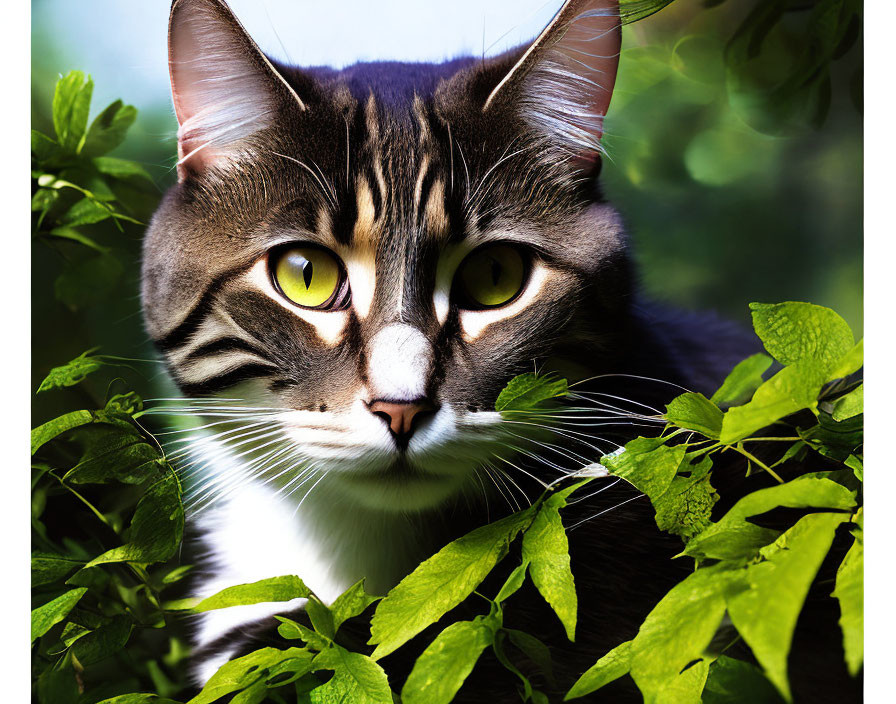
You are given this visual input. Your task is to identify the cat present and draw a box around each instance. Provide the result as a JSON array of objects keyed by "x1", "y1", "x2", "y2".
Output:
[{"x1": 141, "y1": 0, "x2": 858, "y2": 700}]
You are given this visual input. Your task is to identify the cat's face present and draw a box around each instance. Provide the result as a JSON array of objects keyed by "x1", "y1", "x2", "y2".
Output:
[{"x1": 143, "y1": 0, "x2": 627, "y2": 511}]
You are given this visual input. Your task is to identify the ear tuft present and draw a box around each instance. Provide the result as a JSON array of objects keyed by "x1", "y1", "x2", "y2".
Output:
[
  {"x1": 484, "y1": 0, "x2": 621, "y2": 166},
  {"x1": 168, "y1": 0, "x2": 303, "y2": 178}
]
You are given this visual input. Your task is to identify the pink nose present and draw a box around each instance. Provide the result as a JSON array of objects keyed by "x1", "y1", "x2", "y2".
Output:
[{"x1": 368, "y1": 399, "x2": 437, "y2": 447}]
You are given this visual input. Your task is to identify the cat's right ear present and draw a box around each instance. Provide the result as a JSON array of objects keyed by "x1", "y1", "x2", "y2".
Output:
[{"x1": 168, "y1": 0, "x2": 304, "y2": 180}]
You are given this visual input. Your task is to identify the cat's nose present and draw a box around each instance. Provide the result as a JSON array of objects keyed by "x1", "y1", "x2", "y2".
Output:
[{"x1": 368, "y1": 399, "x2": 438, "y2": 448}]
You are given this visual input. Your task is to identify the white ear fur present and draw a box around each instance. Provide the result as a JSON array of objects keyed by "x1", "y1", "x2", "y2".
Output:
[
  {"x1": 168, "y1": 0, "x2": 304, "y2": 178},
  {"x1": 484, "y1": 0, "x2": 621, "y2": 164}
]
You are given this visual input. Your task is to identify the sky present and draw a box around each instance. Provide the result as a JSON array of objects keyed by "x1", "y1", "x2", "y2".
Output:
[{"x1": 33, "y1": 0, "x2": 566, "y2": 113}]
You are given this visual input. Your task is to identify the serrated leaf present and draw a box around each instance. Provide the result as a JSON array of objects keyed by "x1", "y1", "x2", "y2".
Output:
[
  {"x1": 522, "y1": 489, "x2": 578, "y2": 640},
  {"x1": 719, "y1": 363, "x2": 824, "y2": 444},
  {"x1": 831, "y1": 384, "x2": 863, "y2": 421},
  {"x1": 684, "y1": 477, "x2": 855, "y2": 560},
  {"x1": 832, "y1": 512, "x2": 863, "y2": 676},
  {"x1": 565, "y1": 640, "x2": 631, "y2": 700},
  {"x1": 652, "y1": 454, "x2": 717, "y2": 541},
  {"x1": 629, "y1": 564, "x2": 743, "y2": 703},
  {"x1": 82, "y1": 99, "x2": 138, "y2": 157},
  {"x1": 311, "y1": 646, "x2": 392, "y2": 704},
  {"x1": 402, "y1": 617, "x2": 497, "y2": 704},
  {"x1": 368, "y1": 507, "x2": 534, "y2": 659},
  {"x1": 665, "y1": 392, "x2": 723, "y2": 438},
  {"x1": 31, "y1": 587, "x2": 88, "y2": 642},
  {"x1": 188, "y1": 647, "x2": 312, "y2": 704},
  {"x1": 37, "y1": 350, "x2": 104, "y2": 392},
  {"x1": 329, "y1": 579, "x2": 381, "y2": 633},
  {"x1": 702, "y1": 656, "x2": 785, "y2": 704},
  {"x1": 601, "y1": 437, "x2": 685, "y2": 499},
  {"x1": 87, "y1": 471, "x2": 183, "y2": 566},
  {"x1": 53, "y1": 71, "x2": 93, "y2": 152},
  {"x1": 31, "y1": 552, "x2": 85, "y2": 587},
  {"x1": 711, "y1": 353, "x2": 773, "y2": 406},
  {"x1": 749, "y1": 302, "x2": 854, "y2": 374},
  {"x1": 496, "y1": 372, "x2": 568, "y2": 413}
]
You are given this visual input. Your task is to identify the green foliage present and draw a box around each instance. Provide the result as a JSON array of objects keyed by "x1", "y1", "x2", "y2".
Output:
[{"x1": 32, "y1": 70, "x2": 862, "y2": 704}]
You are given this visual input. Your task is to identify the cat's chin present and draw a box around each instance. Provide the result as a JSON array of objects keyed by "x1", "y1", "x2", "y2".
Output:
[{"x1": 330, "y1": 458, "x2": 472, "y2": 513}]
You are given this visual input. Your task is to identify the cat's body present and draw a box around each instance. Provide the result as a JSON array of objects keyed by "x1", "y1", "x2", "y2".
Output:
[{"x1": 142, "y1": 0, "x2": 858, "y2": 700}]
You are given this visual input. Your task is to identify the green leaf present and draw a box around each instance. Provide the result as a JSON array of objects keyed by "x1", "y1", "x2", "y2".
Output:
[
  {"x1": 96, "y1": 696, "x2": 181, "y2": 704},
  {"x1": 329, "y1": 579, "x2": 381, "y2": 633},
  {"x1": 832, "y1": 512, "x2": 863, "y2": 676},
  {"x1": 629, "y1": 564, "x2": 743, "y2": 702},
  {"x1": 45, "y1": 226, "x2": 109, "y2": 253},
  {"x1": 749, "y1": 302, "x2": 853, "y2": 374},
  {"x1": 37, "y1": 664, "x2": 80, "y2": 704},
  {"x1": 31, "y1": 587, "x2": 88, "y2": 642},
  {"x1": 601, "y1": 437, "x2": 685, "y2": 499},
  {"x1": 87, "y1": 470, "x2": 183, "y2": 566},
  {"x1": 665, "y1": 392, "x2": 724, "y2": 438},
  {"x1": 652, "y1": 454, "x2": 718, "y2": 541},
  {"x1": 522, "y1": 488, "x2": 578, "y2": 640},
  {"x1": 727, "y1": 512, "x2": 849, "y2": 701},
  {"x1": 684, "y1": 476, "x2": 855, "y2": 560},
  {"x1": 71, "y1": 613, "x2": 132, "y2": 665},
  {"x1": 494, "y1": 562, "x2": 529, "y2": 603},
  {"x1": 189, "y1": 647, "x2": 312, "y2": 704},
  {"x1": 702, "y1": 656, "x2": 785, "y2": 704},
  {"x1": 305, "y1": 597, "x2": 336, "y2": 640},
  {"x1": 710, "y1": 353, "x2": 773, "y2": 406},
  {"x1": 797, "y1": 412, "x2": 863, "y2": 462},
  {"x1": 368, "y1": 507, "x2": 534, "y2": 659},
  {"x1": 53, "y1": 71, "x2": 94, "y2": 152},
  {"x1": 565, "y1": 640, "x2": 632, "y2": 700},
  {"x1": 94, "y1": 155, "x2": 155, "y2": 183},
  {"x1": 311, "y1": 646, "x2": 392, "y2": 704},
  {"x1": 59, "y1": 197, "x2": 113, "y2": 226},
  {"x1": 31, "y1": 129, "x2": 62, "y2": 164},
  {"x1": 64, "y1": 423, "x2": 163, "y2": 485},
  {"x1": 505, "y1": 628, "x2": 556, "y2": 686},
  {"x1": 831, "y1": 384, "x2": 863, "y2": 421},
  {"x1": 276, "y1": 617, "x2": 332, "y2": 652},
  {"x1": 31, "y1": 552, "x2": 85, "y2": 587},
  {"x1": 653, "y1": 659, "x2": 710, "y2": 704},
  {"x1": 31, "y1": 410, "x2": 95, "y2": 454},
  {"x1": 828, "y1": 339, "x2": 863, "y2": 380},
  {"x1": 171, "y1": 575, "x2": 312, "y2": 613},
  {"x1": 495, "y1": 372, "x2": 568, "y2": 413},
  {"x1": 719, "y1": 363, "x2": 824, "y2": 443},
  {"x1": 402, "y1": 617, "x2": 497, "y2": 704},
  {"x1": 37, "y1": 350, "x2": 104, "y2": 392},
  {"x1": 82, "y1": 99, "x2": 138, "y2": 157}
]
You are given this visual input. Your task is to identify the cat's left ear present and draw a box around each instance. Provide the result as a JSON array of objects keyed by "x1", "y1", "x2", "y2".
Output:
[
  {"x1": 168, "y1": 0, "x2": 305, "y2": 180},
  {"x1": 483, "y1": 0, "x2": 621, "y2": 168}
]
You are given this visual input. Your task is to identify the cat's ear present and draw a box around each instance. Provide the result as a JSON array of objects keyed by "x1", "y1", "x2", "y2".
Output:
[
  {"x1": 483, "y1": 0, "x2": 621, "y2": 168},
  {"x1": 168, "y1": 0, "x2": 304, "y2": 180}
]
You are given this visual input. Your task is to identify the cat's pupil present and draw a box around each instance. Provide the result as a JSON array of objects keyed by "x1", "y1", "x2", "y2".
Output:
[
  {"x1": 302, "y1": 260, "x2": 313, "y2": 290},
  {"x1": 490, "y1": 258, "x2": 502, "y2": 286}
]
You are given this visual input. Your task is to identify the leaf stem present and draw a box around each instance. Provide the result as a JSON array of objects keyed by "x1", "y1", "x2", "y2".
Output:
[{"x1": 731, "y1": 444, "x2": 785, "y2": 484}]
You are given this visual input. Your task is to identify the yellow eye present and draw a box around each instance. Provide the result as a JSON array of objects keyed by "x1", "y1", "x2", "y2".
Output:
[
  {"x1": 271, "y1": 245, "x2": 346, "y2": 309},
  {"x1": 456, "y1": 244, "x2": 527, "y2": 309}
]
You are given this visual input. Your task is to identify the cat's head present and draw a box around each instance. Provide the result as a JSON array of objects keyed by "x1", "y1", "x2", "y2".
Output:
[{"x1": 142, "y1": 0, "x2": 629, "y2": 512}]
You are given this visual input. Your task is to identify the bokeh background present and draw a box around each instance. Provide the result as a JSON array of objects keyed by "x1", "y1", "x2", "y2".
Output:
[{"x1": 31, "y1": 0, "x2": 863, "y2": 421}]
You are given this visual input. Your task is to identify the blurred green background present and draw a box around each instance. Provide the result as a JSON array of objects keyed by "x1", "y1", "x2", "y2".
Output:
[{"x1": 31, "y1": 0, "x2": 862, "y2": 423}]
